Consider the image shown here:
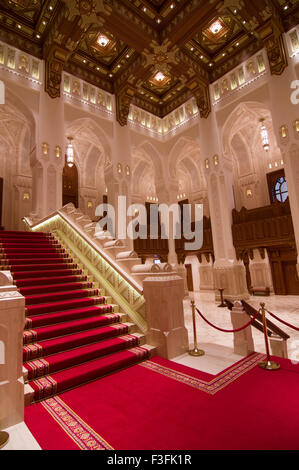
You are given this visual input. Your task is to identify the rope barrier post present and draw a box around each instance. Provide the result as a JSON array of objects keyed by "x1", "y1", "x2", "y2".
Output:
[
  {"x1": 258, "y1": 303, "x2": 280, "y2": 371},
  {"x1": 0, "y1": 431, "x2": 9, "y2": 449},
  {"x1": 189, "y1": 300, "x2": 205, "y2": 357},
  {"x1": 218, "y1": 288, "x2": 226, "y2": 308}
]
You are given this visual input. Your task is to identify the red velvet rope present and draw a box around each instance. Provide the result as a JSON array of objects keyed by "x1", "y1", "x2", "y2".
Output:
[
  {"x1": 196, "y1": 308, "x2": 261, "y2": 333},
  {"x1": 266, "y1": 310, "x2": 299, "y2": 332}
]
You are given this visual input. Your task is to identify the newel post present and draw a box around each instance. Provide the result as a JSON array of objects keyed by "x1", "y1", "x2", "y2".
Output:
[
  {"x1": 0, "y1": 271, "x2": 25, "y2": 429},
  {"x1": 143, "y1": 275, "x2": 189, "y2": 359},
  {"x1": 231, "y1": 301, "x2": 254, "y2": 356}
]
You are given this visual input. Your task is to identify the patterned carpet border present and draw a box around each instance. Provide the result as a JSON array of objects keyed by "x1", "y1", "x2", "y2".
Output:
[
  {"x1": 41, "y1": 396, "x2": 114, "y2": 450},
  {"x1": 139, "y1": 353, "x2": 266, "y2": 395}
]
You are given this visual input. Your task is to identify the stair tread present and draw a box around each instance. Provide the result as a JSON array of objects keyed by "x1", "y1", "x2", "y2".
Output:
[
  {"x1": 24, "y1": 334, "x2": 140, "y2": 379},
  {"x1": 29, "y1": 347, "x2": 149, "y2": 400},
  {"x1": 25, "y1": 296, "x2": 107, "y2": 316},
  {"x1": 25, "y1": 304, "x2": 117, "y2": 328},
  {"x1": 24, "y1": 313, "x2": 122, "y2": 342},
  {"x1": 25, "y1": 288, "x2": 99, "y2": 305},
  {"x1": 20, "y1": 282, "x2": 94, "y2": 296},
  {"x1": 23, "y1": 322, "x2": 130, "y2": 359}
]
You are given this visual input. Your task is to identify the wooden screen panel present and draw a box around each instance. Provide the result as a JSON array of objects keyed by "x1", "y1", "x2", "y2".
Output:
[
  {"x1": 185, "y1": 264, "x2": 194, "y2": 292},
  {"x1": 268, "y1": 247, "x2": 299, "y2": 295},
  {"x1": 0, "y1": 177, "x2": 3, "y2": 229}
]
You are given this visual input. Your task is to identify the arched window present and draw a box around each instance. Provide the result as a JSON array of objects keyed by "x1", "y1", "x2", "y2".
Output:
[
  {"x1": 273, "y1": 176, "x2": 288, "y2": 203},
  {"x1": 267, "y1": 170, "x2": 289, "y2": 204}
]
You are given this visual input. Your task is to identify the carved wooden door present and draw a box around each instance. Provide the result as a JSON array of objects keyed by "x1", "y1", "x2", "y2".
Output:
[{"x1": 62, "y1": 162, "x2": 78, "y2": 208}]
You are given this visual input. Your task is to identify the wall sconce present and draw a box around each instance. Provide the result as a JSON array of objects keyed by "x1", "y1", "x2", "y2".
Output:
[
  {"x1": 87, "y1": 201, "x2": 93, "y2": 209},
  {"x1": 205, "y1": 158, "x2": 210, "y2": 169},
  {"x1": 42, "y1": 142, "x2": 49, "y2": 156},
  {"x1": 246, "y1": 189, "x2": 253, "y2": 198},
  {"x1": 125, "y1": 165, "x2": 130, "y2": 176},
  {"x1": 55, "y1": 145, "x2": 61, "y2": 158},
  {"x1": 117, "y1": 163, "x2": 122, "y2": 174},
  {"x1": 23, "y1": 192, "x2": 30, "y2": 200},
  {"x1": 280, "y1": 125, "x2": 288, "y2": 139},
  {"x1": 293, "y1": 119, "x2": 299, "y2": 138},
  {"x1": 213, "y1": 154, "x2": 219, "y2": 166},
  {"x1": 105, "y1": 187, "x2": 108, "y2": 193}
]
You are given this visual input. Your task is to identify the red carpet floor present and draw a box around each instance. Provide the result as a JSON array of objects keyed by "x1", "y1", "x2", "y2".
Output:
[
  {"x1": 0, "y1": 231, "x2": 149, "y2": 402},
  {"x1": 25, "y1": 353, "x2": 299, "y2": 450}
]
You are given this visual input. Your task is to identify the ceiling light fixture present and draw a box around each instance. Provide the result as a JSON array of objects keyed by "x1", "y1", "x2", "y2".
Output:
[
  {"x1": 66, "y1": 137, "x2": 74, "y2": 168},
  {"x1": 260, "y1": 118, "x2": 270, "y2": 152},
  {"x1": 97, "y1": 34, "x2": 109, "y2": 47},
  {"x1": 209, "y1": 20, "x2": 223, "y2": 35},
  {"x1": 154, "y1": 71, "x2": 166, "y2": 82}
]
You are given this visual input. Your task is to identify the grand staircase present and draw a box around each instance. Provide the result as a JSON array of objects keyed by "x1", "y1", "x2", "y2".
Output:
[{"x1": 0, "y1": 230, "x2": 154, "y2": 404}]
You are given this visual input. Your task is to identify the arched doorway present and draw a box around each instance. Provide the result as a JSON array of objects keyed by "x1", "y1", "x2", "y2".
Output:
[{"x1": 62, "y1": 160, "x2": 78, "y2": 208}]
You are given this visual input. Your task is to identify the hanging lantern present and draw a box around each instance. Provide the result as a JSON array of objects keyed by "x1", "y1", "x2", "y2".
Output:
[
  {"x1": 260, "y1": 118, "x2": 270, "y2": 152},
  {"x1": 66, "y1": 136, "x2": 74, "y2": 167}
]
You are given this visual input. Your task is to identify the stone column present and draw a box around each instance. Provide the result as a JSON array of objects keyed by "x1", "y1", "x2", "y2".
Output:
[
  {"x1": 80, "y1": 187, "x2": 99, "y2": 220},
  {"x1": 13, "y1": 176, "x2": 32, "y2": 231},
  {"x1": 143, "y1": 275, "x2": 189, "y2": 359},
  {"x1": 156, "y1": 180, "x2": 179, "y2": 267},
  {"x1": 31, "y1": 64, "x2": 65, "y2": 219},
  {"x1": 199, "y1": 114, "x2": 249, "y2": 301},
  {"x1": 249, "y1": 249, "x2": 274, "y2": 293},
  {"x1": 109, "y1": 123, "x2": 134, "y2": 249},
  {"x1": 0, "y1": 272, "x2": 25, "y2": 429},
  {"x1": 267, "y1": 57, "x2": 299, "y2": 275}
]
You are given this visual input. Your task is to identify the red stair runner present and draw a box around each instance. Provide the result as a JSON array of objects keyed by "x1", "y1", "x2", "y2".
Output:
[{"x1": 0, "y1": 230, "x2": 149, "y2": 403}]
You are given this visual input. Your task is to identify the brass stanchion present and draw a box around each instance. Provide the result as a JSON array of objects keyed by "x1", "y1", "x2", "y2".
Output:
[
  {"x1": 0, "y1": 431, "x2": 9, "y2": 449},
  {"x1": 189, "y1": 299, "x2": 205, "y2": 357},
  {"x1": 218, "y1": 288, "x2": 226, "y2": 308},
  {"x1": 258, "y1": 303, "x2": 280, "y2": 371}
]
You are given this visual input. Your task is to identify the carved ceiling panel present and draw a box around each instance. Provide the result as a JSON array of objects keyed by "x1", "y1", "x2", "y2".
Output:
[{"x1": 0, "y1": 0, "x2": 298, "y2": 124}]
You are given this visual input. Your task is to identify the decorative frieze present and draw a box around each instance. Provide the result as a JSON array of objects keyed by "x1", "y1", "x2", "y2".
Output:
[
  {"x1": 212, "y1": 50, "x2": 268, "y2": 106},
  {"x1": 63, "y1": 72, "x2": 113, "y2": 118},
  {"x1": 0, "y1": 41, "x2": 41, "y2": 85},
  {"x1": 128, "y1": 97, "x2": 199, "y2": 139}
]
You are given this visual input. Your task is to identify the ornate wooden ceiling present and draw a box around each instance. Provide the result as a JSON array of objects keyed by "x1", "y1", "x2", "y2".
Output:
[{"x1": 0, "y1": 0, "x2": 298, "y2": 125}]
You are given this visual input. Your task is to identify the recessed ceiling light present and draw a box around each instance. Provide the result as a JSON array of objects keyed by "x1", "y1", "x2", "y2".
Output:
[
  {"x1": 209, "y1": 20, "x2": 223, "y2": 35},
  {"x1": 49, "y1": 5, "x2": 53, "y2": 10},
  {"x1": 83, "y1": 59, "x2": 86, "y2": 63},
  {"x1": 17, "y1": 24, "x2": 21, "y2": 29},
  {"x1": 154, "y1": 72, "x2": 166, "y2": 82},
  {"x1": 109, "y1": 73, "x2": 113, "y2": 77},
  {"x1": 97, "y1": 34, "x2": 109, "y2": 47}
]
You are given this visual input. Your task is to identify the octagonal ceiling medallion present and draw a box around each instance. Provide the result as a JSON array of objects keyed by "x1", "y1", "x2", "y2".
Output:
[
  {"x1": 203, "y1": 17, "x2": 230, "y2": 42},
  {"x1": 150, "y1": 71, "x2": 171, "y2": 87},
  {"x1": 84, "y1": 28, "x2": 120, "y2": 61}
]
